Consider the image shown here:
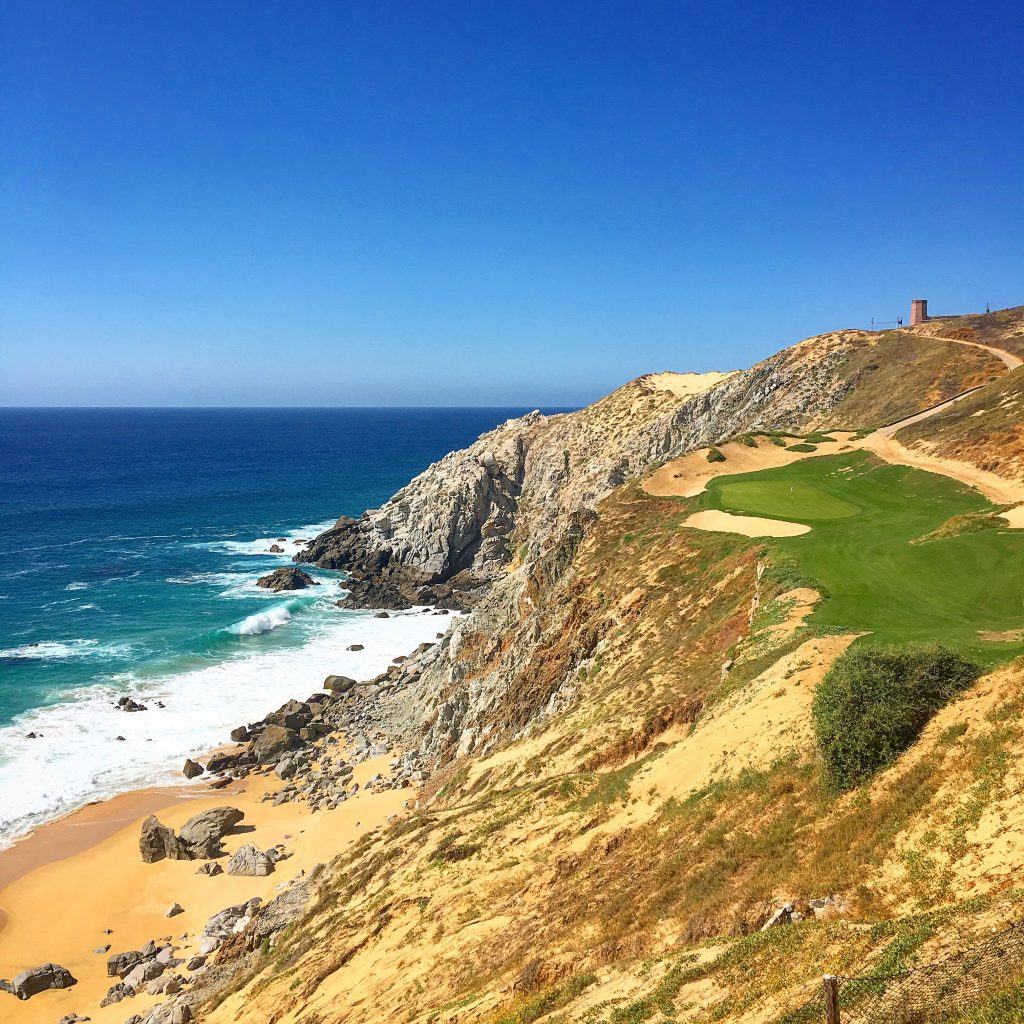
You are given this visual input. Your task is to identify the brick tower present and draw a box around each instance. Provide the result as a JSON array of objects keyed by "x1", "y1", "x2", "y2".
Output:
[{"x1": 910, "y1": 299, "x2": 928, "y2": 326}]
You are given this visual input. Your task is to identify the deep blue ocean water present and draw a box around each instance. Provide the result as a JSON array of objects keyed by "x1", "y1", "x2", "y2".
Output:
[{"x1": 0, "y1": 407, "x2": 559, "y2": 844}]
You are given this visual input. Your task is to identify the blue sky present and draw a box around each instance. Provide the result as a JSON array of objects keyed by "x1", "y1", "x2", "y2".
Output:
[{"x1": 2, "y1": 1, "x2": 1022, "y2": 407}]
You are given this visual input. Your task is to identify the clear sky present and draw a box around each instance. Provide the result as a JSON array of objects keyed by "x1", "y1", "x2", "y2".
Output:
[{"x1": 2, "y1": 1, "x2": 1022, "y2": 407}]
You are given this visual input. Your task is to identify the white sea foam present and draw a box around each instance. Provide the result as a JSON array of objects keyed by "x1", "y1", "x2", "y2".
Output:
[
  {"x1": 65, "y1": 582, "x2": 89, "y2": 591},
  {"x1": 194, "y1": 519, "x2": 336, "y2": 558},
  {"x1": 0, "y1": 608, "x2": 458, "y2": 848},
  {"x1": 0, "y1": 639, "x2": 131, "y2": 661},
  {"x1": 226, "y1": 602, "x2": 296, "y2": 636}
]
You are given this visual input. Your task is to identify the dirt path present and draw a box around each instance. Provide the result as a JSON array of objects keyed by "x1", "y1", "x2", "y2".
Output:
[
  {"x1": 922, "y1": 332, "x2": 1024, "y2": 371},
  {"x1": 855, "y1": 332, "x2": 1024, "y2": 505}
]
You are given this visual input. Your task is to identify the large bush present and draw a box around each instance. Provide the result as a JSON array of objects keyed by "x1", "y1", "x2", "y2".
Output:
[{"x1": 812, "y1": 644, "x2": 979, "y2": 790}]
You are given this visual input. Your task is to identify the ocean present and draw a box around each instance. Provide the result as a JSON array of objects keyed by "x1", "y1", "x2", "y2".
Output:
[{"x1": 0, "y1": 407, "x2": 558, "y2": 847}]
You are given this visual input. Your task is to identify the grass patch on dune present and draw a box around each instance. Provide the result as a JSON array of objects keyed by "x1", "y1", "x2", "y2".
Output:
[
  {"x1": 701, "y1": 450, "x2": 1024, "y2": 664},
  {"x1": 813, "y1": 644, "x2": 979, "y2": 790}
]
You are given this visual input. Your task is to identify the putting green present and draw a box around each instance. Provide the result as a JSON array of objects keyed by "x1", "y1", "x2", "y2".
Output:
[
  {"x1": 717, "y1": 479, "x2": 859, "y2": 521},
  {"x1": 701, "y1": 451, "x2": 1024, "y2": 664}
]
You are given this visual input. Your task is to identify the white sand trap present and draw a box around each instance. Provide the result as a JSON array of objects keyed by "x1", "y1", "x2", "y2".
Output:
[
  {"x1": 644, "y1": 370, "x2": 736, "y2": 399},
  {"x1": 999, "y1": 505, "x2": 1024, "y2": 529},
  {"x1": 683, "y1": 509, "x2": 810, "y2": 537}
]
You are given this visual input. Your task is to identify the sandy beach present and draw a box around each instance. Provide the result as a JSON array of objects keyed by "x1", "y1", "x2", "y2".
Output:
[{"x1": 0, "y1": 752, "x2": 408, "y2": 1024}]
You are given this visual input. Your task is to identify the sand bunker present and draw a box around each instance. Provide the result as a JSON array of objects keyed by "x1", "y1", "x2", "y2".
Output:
[
  {"x1": 682, "y1": 509, "x2": 810, "y2": 537},
  {"x1": 644, "y1": 370, "x2": 736, "y2": 399},
  {"x1": 644, "y1": 433, "x2": 858, "y2": 499},
  {"x1": 1000, "y1": 505, "x2": 1024, "y2": 529}
]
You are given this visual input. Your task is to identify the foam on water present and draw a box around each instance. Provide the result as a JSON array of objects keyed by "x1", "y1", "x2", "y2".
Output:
[
  {"x1": 195, "y1": 519, "x2": 336, "y2": 558},
  {"x1": 0, "y1": 639, "x2": 133, "y2": 661},
  {"x1": 0, "y1": 607, "x2": 456, "y2": 848}
]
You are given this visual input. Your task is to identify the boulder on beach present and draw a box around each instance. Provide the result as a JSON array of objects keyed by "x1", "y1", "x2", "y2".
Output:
[
  {"x1": 250, "y1": 724, "x2": 301, "y2": 764},
  {"x1": 178, "y1": 806, "x2": 245, "y2": 858},
  {"x1": 182, "y1": 758, "x2": 204, "y2": 780},
  {"x1": 255, "y1": 567, "x2": 318, "y2": 592},
  {"x1": 2, "y1": 963, "x2": 77, "y2": 1000},
  {"x1": 226, "y1": 844, "x2": 274, "y2": 877},
  {"x1": 346, "y1": 643, "x2": 364, "y2": 651},
  {"x1": 196, "y1": 861, "x2": 223, "y2": 876},
  {"x1": 139, "y1": 816, "x2": 187, "y2": 864},
  {"x1": 323, "y1": 674, "x2": 356, "y2": 694},
  {"x1": 229, "y1": 725, "x2": 251, "y2": 743}
]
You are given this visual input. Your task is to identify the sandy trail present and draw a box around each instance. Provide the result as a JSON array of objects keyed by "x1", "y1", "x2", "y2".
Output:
[
  {"x1": 856, "y1": 333, "x2": 1024, "y2": 506},
  {"x1": 919, "y1": 332, "x2": 1023, "y2": 372}
]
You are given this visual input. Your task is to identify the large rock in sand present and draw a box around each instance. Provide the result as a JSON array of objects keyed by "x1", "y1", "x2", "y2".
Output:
[
  {"x1": 250, "y1": 724, "x2": 300, "y2": 764},
  {"x1": 226, "y1": 844, "x2": 274, "y2": 877},
  {"x1": 178, "y1": 806, "x2": 244, "y2": 858},
  {"x1": 140, "y1": 816, "x2": 187, "y2": 863},
  {"x1": 3, "y1": 963, "x2": 77, "y2": 1000}
]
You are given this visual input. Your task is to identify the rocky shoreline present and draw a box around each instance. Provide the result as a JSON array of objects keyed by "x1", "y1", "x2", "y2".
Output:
[{"x1": 0, "y1": 612, "x2": 457, "y2": 1023}]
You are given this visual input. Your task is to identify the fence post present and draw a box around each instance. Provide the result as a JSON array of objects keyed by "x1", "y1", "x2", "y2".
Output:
[{"x1": 823, "y1": 975, "x2": 840, "y2": 1024}]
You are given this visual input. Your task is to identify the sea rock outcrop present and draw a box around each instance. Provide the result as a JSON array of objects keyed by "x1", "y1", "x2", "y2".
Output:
[{"x1": 255, "y1": 567, "x2": 318, "y2": 592}]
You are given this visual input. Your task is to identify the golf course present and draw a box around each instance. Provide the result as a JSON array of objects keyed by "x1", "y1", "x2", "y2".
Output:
[{"x1": 700, "y1": 450, "x2": 1024, "y2": 663}]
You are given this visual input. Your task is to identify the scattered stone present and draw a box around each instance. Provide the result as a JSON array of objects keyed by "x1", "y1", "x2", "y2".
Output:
[
  {"x1": 99, "y1": 982, "x2": 132, "y2": 1007},
  {"x1": 185, "y1": 955, "x2": 206, "y2": 972},
  {"x1": 123, "y1": 958, "x2": 165, "y2": 991},
  {"x1": 346, "y1": 643, "x2": 364, "y2": 651},
  {"x1": 93, "y1": 945, "x2": 111, "y2": 955},
  {"x1": 761, "y1": 903, "x2": 796, "y2": 930},
  {"x1": 268, "y1": 544, "x2": 284, "y2": 553},
  {"x1": 229, "y1": 726, "x2": 251, "y2": 743},
  {"x1": 226, "y1": 844, "x2": 274, "y2": 877},
  {"x1": 182, "y1": 758, "x2": 204, "y2": 780},
  {"x1": 322, "y1": 675, "x2": 356, "y2": 694},
  {"x1": 57, "y1": 1014, "x2": 90, "y2": 1024},
  {"x1": 165, "y1": 903, "x2": 184, "y2": 918},
  {"x1": 116, "y1": 696, "x2": 148, "y2": 713},
  {"x1": 146, "y1": 974, "x2": 181, "y2": 996},
  {"x1": 196, "y1": 862, "x2": 223, "y2": 876},
  {"x1": 374, "y1": 611, "x2": 390, "y2": 618}
]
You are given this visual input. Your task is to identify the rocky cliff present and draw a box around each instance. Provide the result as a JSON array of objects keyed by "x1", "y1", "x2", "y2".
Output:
[{"x1": 296, "y1": 330, "x2": 887, "y2": 761}]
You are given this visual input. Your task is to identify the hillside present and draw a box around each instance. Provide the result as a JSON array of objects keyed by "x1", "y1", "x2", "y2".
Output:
[{"x1": 24, "y1": 306, "x2": 1024, "y2": 1024}]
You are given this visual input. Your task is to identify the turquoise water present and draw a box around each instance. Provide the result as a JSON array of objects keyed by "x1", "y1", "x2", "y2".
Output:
[{"x1": 0, "y1": 407, "x2": 558, "y2": 843}]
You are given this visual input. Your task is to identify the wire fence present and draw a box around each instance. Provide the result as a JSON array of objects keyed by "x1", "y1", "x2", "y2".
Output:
[{"x1": 788, "y1": 921, "x2": 1024, "y2": 1023}]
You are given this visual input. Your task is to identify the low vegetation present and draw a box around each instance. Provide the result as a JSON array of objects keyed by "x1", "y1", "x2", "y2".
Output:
[{"x1": 812, "y1": 644, "x2": 979, "y2": 790}]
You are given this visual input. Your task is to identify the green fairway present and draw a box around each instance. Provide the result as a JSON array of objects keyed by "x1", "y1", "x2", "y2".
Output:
[{"x1": 701, "y1": 451, "x2": 1024, "y2": 664}]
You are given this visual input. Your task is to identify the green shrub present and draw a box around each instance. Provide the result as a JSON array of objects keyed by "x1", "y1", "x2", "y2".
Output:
[
  {"x1": 786, "y1": 442, "x2": 818, "y2": 453},
  {"x1": 741, "y1": 434, "x2": 759, "y2": 447},
  {"x1": 706, "y1": 447, "x2": 727, "y2": 463},
  {"x1": 812, "y1": 644, "x2": 979, "y2": 790}
]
